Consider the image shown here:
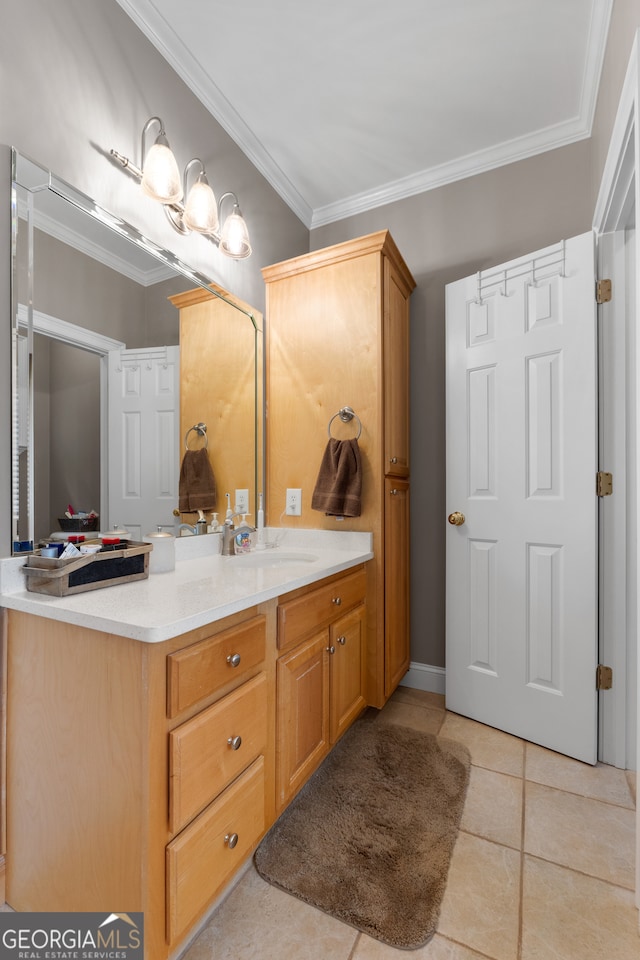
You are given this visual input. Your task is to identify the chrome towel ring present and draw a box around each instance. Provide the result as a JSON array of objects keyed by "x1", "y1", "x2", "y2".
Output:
[
  {"x1": 327, "y1": 406, "x2": 362, "y2": 440},
  {"x1": 185, "y1": 422, "x2": 208, "y2": 450}
]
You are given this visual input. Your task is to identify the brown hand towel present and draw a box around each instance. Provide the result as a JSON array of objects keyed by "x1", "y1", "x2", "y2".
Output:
[
  {"x1": 311, "y1": 438, "x2": 362, "y2": 517},
  {"x1": 178, "y1": 448, "x2": 217, "y2": 513}
]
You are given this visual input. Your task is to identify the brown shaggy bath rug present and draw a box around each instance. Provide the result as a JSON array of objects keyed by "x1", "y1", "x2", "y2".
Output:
[{"x1": 254, "y1": 711, "x2": 471, "y2": 949}]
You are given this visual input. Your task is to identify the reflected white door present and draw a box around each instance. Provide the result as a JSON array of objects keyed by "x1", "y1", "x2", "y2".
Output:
[
  {"x1": 107, "y1": 346, "x2": 179, "y2": 540},
  {"x1": 445, "y1": 233, "x2": 598, "y2": 763}
]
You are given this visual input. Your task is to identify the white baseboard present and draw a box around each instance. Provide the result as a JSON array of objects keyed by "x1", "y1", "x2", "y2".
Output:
[{"x1": 401, "y1": 661, "x2": 446, "y2": 696}]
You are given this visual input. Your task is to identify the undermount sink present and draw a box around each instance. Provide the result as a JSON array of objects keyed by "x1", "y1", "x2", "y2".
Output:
[{"x1": 234, "y1": 551, "x2": 319, "y2": 567}]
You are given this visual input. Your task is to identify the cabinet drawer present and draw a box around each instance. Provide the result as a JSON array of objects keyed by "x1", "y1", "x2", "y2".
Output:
[
  {"x1": 169, "y1": 672, "x2": 267, "y2": 833},
  {"x1": 167, "y1": 615, "x2": 266, "y2": 718},
  {"x1": 166, "y1": 756, "x2": 265, "y2": 946},
  {"x1": 278, "y1": 567, "x2": 366, "y2": 652}
]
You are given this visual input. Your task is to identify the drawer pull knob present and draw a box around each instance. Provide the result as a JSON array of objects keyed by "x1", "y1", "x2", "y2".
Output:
[
  {"x1": 332, "y1": 597, "x2": 342, "y2": 606},
  {"x1": 337, "y1": 635, "x2": 346, "y2": 645},
  {"x1": 227, "y1": 735, "x2": 242, "y2": 751},
  {"x1": 224, "y1": 832, "x2": 239, "y2": 849},
  {"x1": 390, "y1": 456, "x2": 398, "y2": 464},
  {"x1": 327, "y1": 645, "x2": 336, "y2": 655},
  {"x1": 226, "y1": 653, "x2": 241, "y2": 668}
]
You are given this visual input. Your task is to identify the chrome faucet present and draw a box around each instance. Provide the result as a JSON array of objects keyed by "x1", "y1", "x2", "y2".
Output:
[
  {"x1": 178, "y1": 519, "x2": 207, "y2": 536},
  {"x1": 221, "y1": 515, "x2": 239, "y2": 555}
]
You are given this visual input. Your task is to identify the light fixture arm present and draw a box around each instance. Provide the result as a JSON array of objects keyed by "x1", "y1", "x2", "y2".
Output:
[
  {"x1": 141, "y1": 116, "x2": 165, "y2": 166},
  {"x1": 110, "y1": 117, "x2": 252, "y2": 259}
]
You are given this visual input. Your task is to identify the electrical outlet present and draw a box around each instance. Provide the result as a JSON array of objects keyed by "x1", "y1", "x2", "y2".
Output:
[
  {"x1": 286, "y1": 488, "x2": 302, "y2": 516},
  {"x1": 235, "y1": 489, "x2": 249, "y2": 515}
]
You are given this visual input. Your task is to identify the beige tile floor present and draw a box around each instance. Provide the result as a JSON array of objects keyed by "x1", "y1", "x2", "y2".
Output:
[{"x1": 182, "y1": 687, "x2": 639, "y2": 960}]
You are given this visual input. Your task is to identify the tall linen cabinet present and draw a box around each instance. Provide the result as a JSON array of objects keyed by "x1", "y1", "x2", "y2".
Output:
[{"x1": 263, "y1": 231, "x2": 415, "y2": 707}]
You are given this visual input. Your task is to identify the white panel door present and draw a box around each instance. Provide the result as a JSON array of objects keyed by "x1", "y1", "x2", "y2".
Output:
[
  {"x1": 445, "y1": 233, "x2": 598, "y2": 763},
  {"x1": 108, "y1": 346, "x2": 179, "y2": 540}
]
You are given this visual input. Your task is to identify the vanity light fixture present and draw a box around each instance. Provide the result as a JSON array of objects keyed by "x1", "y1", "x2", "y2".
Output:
[{"x1": 110, "y1": 116, "x2": 252, "y2": 260}]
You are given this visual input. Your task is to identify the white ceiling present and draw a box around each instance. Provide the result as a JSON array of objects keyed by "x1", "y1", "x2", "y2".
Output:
[{"x1": 115, "y1": 0, "x2": 613, "y2": 229}]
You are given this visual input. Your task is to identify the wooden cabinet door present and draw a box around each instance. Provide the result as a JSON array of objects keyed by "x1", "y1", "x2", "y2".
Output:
[
  {"x1": 329, "y1": 603, "x2": 366, "y2": 743},
  {"x1": 384, "y1": 478, "x2": 410, "y2": 696},
  {"x1": 383, "y1": 258, "x2": 410, "y2": 478},
  {"x1": 276, "y1": 631, "x2": 330, "y2": 809}
]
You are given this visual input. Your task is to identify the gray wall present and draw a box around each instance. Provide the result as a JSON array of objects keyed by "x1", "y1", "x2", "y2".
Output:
[
  {"x1": 0, "y1": 0, "x2": 309, "y2": 556},
  {"x1": 311, "y1": 0, "x2": 640, "y2": 670},
  {"x1": 2, "y1": 0, "x2": 640, "y2": 674}
]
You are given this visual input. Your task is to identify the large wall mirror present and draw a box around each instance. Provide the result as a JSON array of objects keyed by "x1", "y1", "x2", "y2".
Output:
[{"x1": 11, "y1": 149, "x2": 263, "y2": 553}]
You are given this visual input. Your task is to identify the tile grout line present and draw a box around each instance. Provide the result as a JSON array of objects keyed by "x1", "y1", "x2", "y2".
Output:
[
  {"x1": 524, "y1": 776, "x2": 636, "y2": 811},
  {"x1": 346, "y1": 931, "x2": 361, "y2": 960},
  {"x1": 517, "y1": 744, "x2": 527, "y2": 960},
  {"x1": 522, "y1": 851, "x2": 637, "y2": 894}
]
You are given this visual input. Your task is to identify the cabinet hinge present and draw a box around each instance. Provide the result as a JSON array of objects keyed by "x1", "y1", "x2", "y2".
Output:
[
  {"x1": 596, "y1": 278, "x2": 612, "y2": 304},
  {"x1": 596, "y1": 664, "x2": 613, "y2": 690},
  {"x1": 596, "y1": 471, "x2": 613, "y2": 497}
]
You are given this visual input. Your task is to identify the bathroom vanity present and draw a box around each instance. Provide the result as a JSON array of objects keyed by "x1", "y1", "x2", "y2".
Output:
[{"x1": 0, "y1": 533, "x2": 372, "y2": 960}]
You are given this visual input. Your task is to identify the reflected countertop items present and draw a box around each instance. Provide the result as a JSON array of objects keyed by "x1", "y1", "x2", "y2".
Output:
[{"x1": 0, "y1": 530, "x2": 373, "y2": 644}]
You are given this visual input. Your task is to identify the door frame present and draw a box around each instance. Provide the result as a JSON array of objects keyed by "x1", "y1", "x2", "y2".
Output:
[
  {"x1": 592, "y1": 27, "x2": 640, "y2": 914},
  {"x1": 17, "y1": 304, "x2": 125, "y2": 533}
]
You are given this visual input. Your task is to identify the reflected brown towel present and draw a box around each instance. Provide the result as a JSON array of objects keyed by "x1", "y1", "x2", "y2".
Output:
[
  {"x1": 179, "y1": 448, "x2": 217, "y2": 512},
  {"x1": 311, "y1": 438, "x2": 362, "y2": 517}
]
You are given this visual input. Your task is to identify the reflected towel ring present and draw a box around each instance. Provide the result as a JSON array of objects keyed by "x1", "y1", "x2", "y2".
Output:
[
  {"x1": 185, "y1": 422, "x2": 208, "y2": 451},
  {"x1": 328, "y1": 406, "x2": 362, "y2": 440}
]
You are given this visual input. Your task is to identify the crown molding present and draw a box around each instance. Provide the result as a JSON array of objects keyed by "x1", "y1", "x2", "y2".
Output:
[
  {"x1": 116, "y1": 0, "x2": 613, "y2": 231},
  {"x1": 310, "y1": 116, "x2": 592, "y2": 228},
  {"x1": 114, "y1": 0, "x2": 313, "y2": 227}
]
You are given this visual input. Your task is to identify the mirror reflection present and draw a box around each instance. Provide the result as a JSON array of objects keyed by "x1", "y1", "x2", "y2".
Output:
[{"x1": 11, "y1": 150, "x2": 262, "y2": 553}]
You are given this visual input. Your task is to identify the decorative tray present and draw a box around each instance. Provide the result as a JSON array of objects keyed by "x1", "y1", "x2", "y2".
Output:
[{"x1": 22, "y1": 541, "x2": 152, "y2": 596}]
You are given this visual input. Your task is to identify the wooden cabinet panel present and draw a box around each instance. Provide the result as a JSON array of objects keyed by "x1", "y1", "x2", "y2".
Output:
[
  {"x1": 384, "y1": 479, "x2": 410, "y2": 696},
  {"x1": 169, "y1": 672, "x2": 267, "y2": 833},
  {"x1": 166, "y1": 756, "x2": 265, "y2": 946},
  {"x1": 384, "y1": 259, "x2": 410, "y2": 478},
  {"x1": 277, "y1": 567, "x2": 366, "y2": 653},
  {"x1": 329, "y1": 604, "x2": 367, "y2": 743},
  {"x1": 167, "y1": 615, "x2": 266, "y2": 718},
  {"x1": 276, "y1": 631, "x2": 330, "y2": 808},
  {"x1": 264, "y1": 231, "x2": 415, "y2": 708}
]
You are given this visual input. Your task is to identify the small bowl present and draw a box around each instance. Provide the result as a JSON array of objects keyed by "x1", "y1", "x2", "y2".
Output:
[{"x1": 80, "y1": 544, "x2": 102, "y2": 555}]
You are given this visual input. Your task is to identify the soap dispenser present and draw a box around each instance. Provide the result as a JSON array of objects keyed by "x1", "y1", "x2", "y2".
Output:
[{"x1": 234, "y1": 514, "x2": 253, "y2": 553}]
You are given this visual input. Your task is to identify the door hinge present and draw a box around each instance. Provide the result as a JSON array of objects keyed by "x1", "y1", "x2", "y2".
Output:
[
  {"x1": 596, "y1": 664, "x2": 613, "y2": 690},
  {"x1": 596, "y1": 471, "x2": 613, "y2": 497},
  {"x1": 596, "y1": 278, "x2": 612, "y2": 304}
]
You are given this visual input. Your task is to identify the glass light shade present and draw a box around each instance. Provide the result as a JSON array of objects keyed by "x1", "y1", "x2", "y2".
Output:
[
  {"x1": 183, "y1": 178, "x2": 219, "y2": 234},
  {"x1": 141, "y1": 141, "x2": 183, "y2": 204},
  {"x1": 219, "y1": 208, "x2": 252, "y2": 259}
]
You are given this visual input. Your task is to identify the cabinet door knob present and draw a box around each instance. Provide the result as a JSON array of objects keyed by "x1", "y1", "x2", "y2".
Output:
[
  {"x1": 327, "y1": 645, "x2": 336, "y2": 654},
  {"x1": 337, "y1": 635, "x2": 346, "y2": 645},
  {"x1": 227, "y1": 735, "x2": 242, "y2": 751},
  {"x1": 332, "y1": 596, "x2": 342, "y2": 605},
  {"x1": 224, "y1": 833, "x2": 239, "y2": 849},
  {"x1": 226, "y1": 653, "x2": 241, "y2": 667},
  {"x1": 390, "y1": 488, "x2": 399, "y2": 495},
  {"x1": 389, "y1": 456, "x2": 398, "y2": 464}
]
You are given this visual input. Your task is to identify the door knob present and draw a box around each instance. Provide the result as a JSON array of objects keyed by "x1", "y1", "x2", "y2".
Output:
[{"x1": 448, "y1": 511, "x2": 465, "y2": 526}]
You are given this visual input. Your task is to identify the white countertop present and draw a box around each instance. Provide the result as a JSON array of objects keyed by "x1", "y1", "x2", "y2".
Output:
[{"x1": 0, "y1": 529, "x2": 373, "y2": 643}]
